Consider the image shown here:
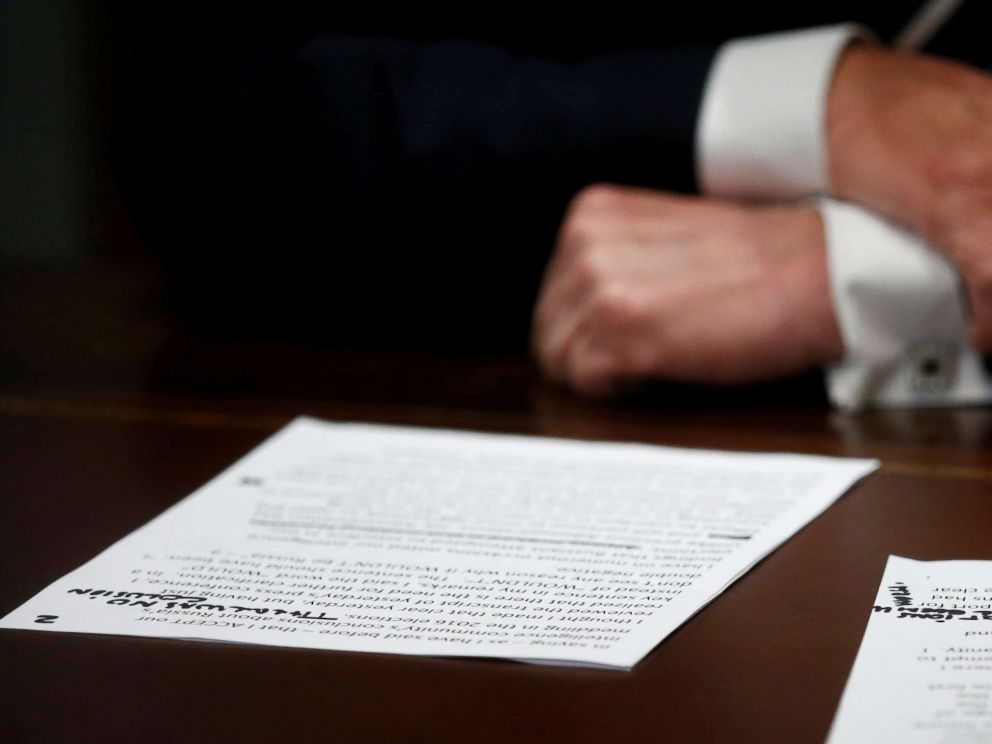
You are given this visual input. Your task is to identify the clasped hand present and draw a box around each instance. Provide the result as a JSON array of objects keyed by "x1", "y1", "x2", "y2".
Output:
[
  {"x1": 533, "y1": 45, "x2": 992, "y2": 395},
  {"x1": 532, "y1": 186, "x2": 842, "y2": 395}
]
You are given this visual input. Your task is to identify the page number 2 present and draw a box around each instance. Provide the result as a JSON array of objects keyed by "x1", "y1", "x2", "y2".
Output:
[{"x1": 34, "y1": 615, "x2": 59, "y2": 624}]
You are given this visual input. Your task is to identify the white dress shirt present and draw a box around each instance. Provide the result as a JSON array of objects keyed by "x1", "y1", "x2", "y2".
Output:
[{"x1": 696, "y1": 24, "x2": 992, "y2": 410}]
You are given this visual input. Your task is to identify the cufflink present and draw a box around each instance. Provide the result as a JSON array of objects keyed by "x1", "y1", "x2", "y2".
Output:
[{"x1": 907, "y1": 342, "x2": 958, "y2": 394}]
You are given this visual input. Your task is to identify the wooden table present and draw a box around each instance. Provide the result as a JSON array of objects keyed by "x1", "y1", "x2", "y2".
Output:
[{"x1": 2, "y1": 263, "x2": 992, "y2": 742}]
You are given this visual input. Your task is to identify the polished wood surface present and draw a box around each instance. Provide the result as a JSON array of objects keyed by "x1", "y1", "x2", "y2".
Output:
[{"x1": 3, "y1": 261, "x2": 992, "y2": 743}]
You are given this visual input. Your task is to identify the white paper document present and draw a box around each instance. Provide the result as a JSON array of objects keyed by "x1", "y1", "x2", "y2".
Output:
[
  {"x1": 829, "y1": 556, "x2": 992, "y2": 742},
  {"x1": 1, "y1": 418, "x2": 876, "y2": 669}
]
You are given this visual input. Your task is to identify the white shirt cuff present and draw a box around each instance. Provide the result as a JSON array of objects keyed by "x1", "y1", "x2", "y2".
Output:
[
  {"x1": 821, "y1": 199, "x2": 992, "y2": 411},
  {"x1": 697, "y1": 24, "x2": 865, "y2": 199}
]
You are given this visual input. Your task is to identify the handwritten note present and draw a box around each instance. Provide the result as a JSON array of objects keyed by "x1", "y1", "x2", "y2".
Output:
[
  {"x1": 1, "y1": 418, "x2": 876, "y2": 669},
  {"x1": 829, "y1": 556, "x2": 992, "y2": 742}
]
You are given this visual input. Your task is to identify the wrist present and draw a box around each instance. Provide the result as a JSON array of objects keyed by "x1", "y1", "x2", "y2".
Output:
[
  {"x1": 773, "y1": 207, "x2": 844, "y2": 367},
  {"x1": 826, "y1": 43, "x2": 878, "y2": 202}
]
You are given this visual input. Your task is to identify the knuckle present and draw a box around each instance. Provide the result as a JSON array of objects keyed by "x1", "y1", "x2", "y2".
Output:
[
  {"x1": 557, "y1": 212, "x2": 598, "y2": 253},
  {"x1": 622, "y1": 343, "x2": 658, "y2": 376},
  {"x1": 530, "y1": 286, "x2": 556, "y2": 333},
  {"x1": 530, "y1": 310, "x2": 567, "y2": 372},
  {"x1": 572, "y1": 375, "x2": 614, "y2": 398},
  {"x1": 569, "y1": 352, "x2": 619, "y2": 397},
  {"x1": 558, "y1": 183, "x2": 631, "y2": 258},
  {"x1": 590, "y1": 284, "x2": 640, "y2": 325},
  {"x1": 572, "y1": 249, "x2": 608, "y2": 287},
  {"x1": 569, "y1": 183, "x2": 624, "y2": 215},
  {"x1": 534, "y1": 344, "x2": 559, "y2": 378}
]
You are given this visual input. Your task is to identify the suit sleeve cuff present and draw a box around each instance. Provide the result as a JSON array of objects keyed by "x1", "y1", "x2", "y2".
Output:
[
  {"x1": 820, "y1": 198, "x2": 992, "y2": 411},
  {"x1": 697, "y1": 24, "x2": 866, "y2": 199}
]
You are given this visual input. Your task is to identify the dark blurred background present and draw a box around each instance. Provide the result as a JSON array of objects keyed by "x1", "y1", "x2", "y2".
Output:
[
  {"x1": 0, "y1": 2, "x2": 174, "y2": 393},
  {"x1": 0, "y1": 0, "x2": 560, "y2": 414}
]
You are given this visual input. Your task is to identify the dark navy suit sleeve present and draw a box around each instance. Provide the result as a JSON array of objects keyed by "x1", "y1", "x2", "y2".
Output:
[{"x1": 114, "y1": 14, "x2": 718, "y2": 349}]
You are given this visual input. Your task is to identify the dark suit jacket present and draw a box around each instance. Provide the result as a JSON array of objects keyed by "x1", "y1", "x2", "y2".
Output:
[{"x1": 115, "y1": 2, "x2": 988, "y2": 351}]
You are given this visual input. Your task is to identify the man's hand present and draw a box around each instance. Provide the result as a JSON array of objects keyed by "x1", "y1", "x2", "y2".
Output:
[
  {"x1": 828, "y1": 44, "x2": 992, "y2": 347},
  {"x1": 531, "y1": 185, "x2": 843, "y2": 396}
]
